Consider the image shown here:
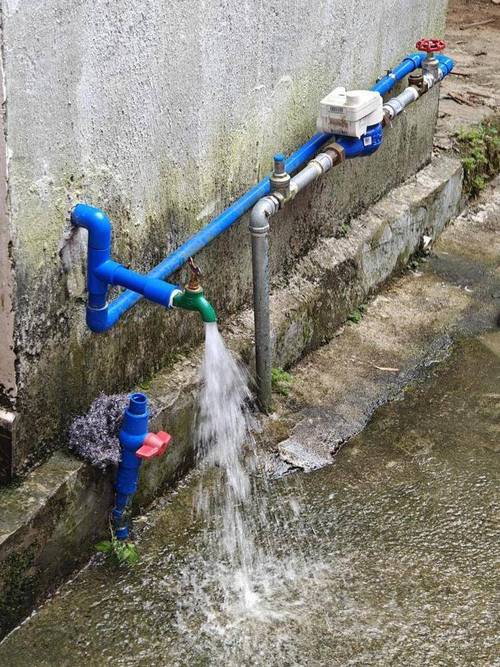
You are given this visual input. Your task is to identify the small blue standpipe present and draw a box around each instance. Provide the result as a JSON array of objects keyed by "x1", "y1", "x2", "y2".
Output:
[{"x1": 112, "y1": 393, "x2": 150, "y2": 540}]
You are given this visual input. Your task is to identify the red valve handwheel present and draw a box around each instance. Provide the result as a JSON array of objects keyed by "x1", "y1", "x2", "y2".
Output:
[{"x1": 416, "y1": 38, "x2": 446, "y2": 53}]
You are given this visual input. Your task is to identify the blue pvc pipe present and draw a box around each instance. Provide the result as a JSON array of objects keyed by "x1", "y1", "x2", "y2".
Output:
[
  {"x1": 75, "y1": 50, "x2": 448, "y2": 332},
  {"x1": 112, "y1": 392, "x2": 150, "y2": 540},
  {"x1": 436, "y1": 53, "x2": 454, "y2": 76},
  {"x1": 72, "y1": 204, "x2": 180, "y2": 331},
  {"x1": 103, "y1": 130, "x2": 339, "y2": 328},
  {"x1": 372, "y1": 52, "x2": 426, "y2": 96}
]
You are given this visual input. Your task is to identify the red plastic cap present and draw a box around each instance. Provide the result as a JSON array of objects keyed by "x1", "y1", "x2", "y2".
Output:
[
  {"x1": 416, "y1": 38, "x2": 446, "y2": 53},
  {"x1": 136, "y1": 431, "x2": 172, "y2": 459}
]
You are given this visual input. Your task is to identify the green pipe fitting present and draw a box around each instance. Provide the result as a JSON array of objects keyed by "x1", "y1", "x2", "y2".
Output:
[{"x1": 172, "y1": 288, "x2": 217, "y2": 323}]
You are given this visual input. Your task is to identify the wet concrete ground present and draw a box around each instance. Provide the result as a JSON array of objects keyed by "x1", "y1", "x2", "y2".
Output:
[
  {"x1": 260, "y1": 178, "x2": 500, "y2": 476},
  {"x1": 0, "y1": 327, "x2": 498, "y2": 666},
  {"x1": 1, "y1": 168, "x2": 499, "y2": 666},
  {"x1": 2, "y1": 146, "x2": 499, "y2": 667}
]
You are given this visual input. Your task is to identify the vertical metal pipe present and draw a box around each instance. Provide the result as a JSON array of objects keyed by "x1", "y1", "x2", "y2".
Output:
[
  {"x1": 249, "y1": 196, "x2": 279, "y2": 412},
  {"x1": 252, "y1": 231, "x2": 271, "y2": 412},
  {"x1": 249, "y1": 151, "x2": 339, "y2": 412}
]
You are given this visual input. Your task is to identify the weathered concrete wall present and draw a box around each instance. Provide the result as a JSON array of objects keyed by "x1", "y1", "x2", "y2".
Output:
[
  {"x1": 0, "y1": 34, "x2": 16, "y2": 482},
  {"x1": 0, "y1": 0, "x2": 447, "y2": 475}
]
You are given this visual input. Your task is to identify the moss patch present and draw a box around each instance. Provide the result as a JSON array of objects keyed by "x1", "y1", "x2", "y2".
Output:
[
  {"x1": 347, "y1": 304, "x2": 367, "y2": 325},
  {"x1": 0, "y1": 546, "x2": 37, "y2": 637},
  {"x1": 455, "y1": 116, "x2": 500, "y2": 198}
]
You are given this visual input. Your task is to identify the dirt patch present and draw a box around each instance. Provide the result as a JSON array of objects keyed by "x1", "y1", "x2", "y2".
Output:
[{"x1": 435, "y1": 0, "x2": 500, "y2": 151}]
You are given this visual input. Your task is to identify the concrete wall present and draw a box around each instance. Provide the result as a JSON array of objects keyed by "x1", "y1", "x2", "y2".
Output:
[
  {"x1": 0, "y1": 35, "x2": 16, "y2": 481},
  {"x1": 0, "y1": 0, "x2": 447, "y2": 478}
]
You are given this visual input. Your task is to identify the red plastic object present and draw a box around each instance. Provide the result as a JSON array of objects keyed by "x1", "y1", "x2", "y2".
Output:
[
  {"x1": 136, "y1": 431, "x2": 172, "y2": 459},
  {"x1": 416, "y1": 38, "x2": 446, "y2": 53}
]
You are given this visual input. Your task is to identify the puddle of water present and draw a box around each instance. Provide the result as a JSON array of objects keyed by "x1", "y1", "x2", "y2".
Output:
[{"x1": 0, "y1": 332, "x2": 498, "y2": 666}]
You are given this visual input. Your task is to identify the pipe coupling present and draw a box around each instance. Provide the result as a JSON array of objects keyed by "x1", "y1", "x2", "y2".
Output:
[
  {"x1": 383, "y1": 86, "x2": 419, "y2": 120},
  {"x1": 324, "y1": 142, "x2": 346, "y2": 166},
  {"x1": 305, "y1": 144, "x2": 345, "y2": 180},
  {"x1": 310, "y1": 154, "x2": 332, "y2": 175},
  {"x1": 408, "y1": 71, "x2": 425, "y2": 94}
]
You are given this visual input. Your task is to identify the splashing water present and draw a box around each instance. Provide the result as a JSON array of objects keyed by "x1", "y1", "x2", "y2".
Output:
[
  {"x1": 173, "y1": 323, "x2": 330, "y2": 651},
  {"x1": 196, "y1": 322, "x2": 254, "y2": 504},
  {"x1": 194, "y1": 322, "x2": 260, "y2": 611}
]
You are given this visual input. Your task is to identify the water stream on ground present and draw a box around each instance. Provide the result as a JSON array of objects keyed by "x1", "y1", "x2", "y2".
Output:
[{"x1": 0, "y1": 330, "x2": 498, "y2": 666}]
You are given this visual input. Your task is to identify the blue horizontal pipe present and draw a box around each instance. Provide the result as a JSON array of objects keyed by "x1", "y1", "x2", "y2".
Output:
[
  {"x1": 372, "y1": 52, "x2": 426, "y2": 96},
  {"x1": 76, "y1": 50, "x2": 447, "y2": 331},
  {"x1": 104, "y1": 130, "x2": 339, "y2": 328}
]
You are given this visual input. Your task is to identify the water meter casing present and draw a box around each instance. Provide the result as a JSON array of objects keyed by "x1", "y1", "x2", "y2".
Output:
[{"x1": 317, "y1": 88, "x2": 383, "y2": 138}]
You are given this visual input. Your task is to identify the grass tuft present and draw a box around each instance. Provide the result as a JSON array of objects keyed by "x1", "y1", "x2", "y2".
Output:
[{"x1": 455, "y1": 116, "x2": 500, "y2": 198}]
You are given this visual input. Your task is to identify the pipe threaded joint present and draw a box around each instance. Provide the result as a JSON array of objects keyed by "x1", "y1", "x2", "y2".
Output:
[{"x1": 324, "y1": 143, "x2": 346, "y2": 166}]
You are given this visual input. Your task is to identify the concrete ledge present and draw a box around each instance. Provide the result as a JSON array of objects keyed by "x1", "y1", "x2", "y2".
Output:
[
  {"x1": 269, "y1": 154, "x2": 463, "y2": 368},
  {"x1": 0, "y1": 453, "x2": 113, "y2": 637},
  {"x1": 0, "y1": 155, "x2": 463, "y2": 638},
  {"x1": 267, "y1": 176, "x2": 500, "y2": 472}
]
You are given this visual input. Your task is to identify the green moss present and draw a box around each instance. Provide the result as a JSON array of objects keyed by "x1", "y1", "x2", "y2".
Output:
[
  {"x1": 337, "y1": 221, "x2": 351, "y2": 239},
  {"x1": 455, "y1": 116, "x2": 500, "y2": 198},
  {"x1": 302, "y1": 319, "x2": 314, "y2": 346},
  {"x1": 0, "y1": 546, "x2": 37, "y2": 637}
]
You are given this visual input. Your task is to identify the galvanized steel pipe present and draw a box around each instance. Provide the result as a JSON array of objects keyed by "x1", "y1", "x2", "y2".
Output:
[
  {"x1": 249, "y1": 196, "x2": 279, "y2": 412},
  {"x1": 249, "y1": 151, "x2": 338, "y2": 412},
  {"x1": 250, "y1": 52, "x2": 454, "y2": 410}
]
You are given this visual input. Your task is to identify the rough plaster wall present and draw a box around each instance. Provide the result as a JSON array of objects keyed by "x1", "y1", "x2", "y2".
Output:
[
  {"x1": 0, "y1": 0, "x2": 446, "y2": 473},
  {"x1": 0, "y1": 36, "x2": 15, "y2": 405}
]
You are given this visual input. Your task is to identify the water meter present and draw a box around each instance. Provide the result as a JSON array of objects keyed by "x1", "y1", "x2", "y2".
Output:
[{"x1": 317, "y1": 87, "x2": 383, "y2": 138}]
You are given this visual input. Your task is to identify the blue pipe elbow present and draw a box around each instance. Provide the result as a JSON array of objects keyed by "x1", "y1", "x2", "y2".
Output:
[
  {"x1": 72, "y1": 204, "x2": 112, "y2": 314},
  {"x1": 71, "y1": 204, "x2": 181, "y2": 332},
  {"x1": 436, "y1": 53, "x2": 455, "y2": 76},
  {"x1": 71, "y1": 203, "x2": 112, "y2": 250}
]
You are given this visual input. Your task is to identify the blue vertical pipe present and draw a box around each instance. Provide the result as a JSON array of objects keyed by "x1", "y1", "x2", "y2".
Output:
[
  {"x1": 112, "y1": 393, "x2": 150, "y2": 540},
  {"x1": 71, "y1": 204, "x2": 180, "y2": 332}
]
